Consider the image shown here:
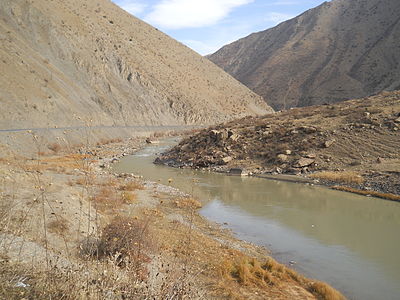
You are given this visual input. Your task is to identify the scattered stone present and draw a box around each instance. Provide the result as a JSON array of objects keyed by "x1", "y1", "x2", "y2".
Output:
[
  {"x1": 305, "y1": 153, "x2": 316, "y2": 159},
  {"x1": 277, "y1": 154, "x2": 288, "y2": 162},
  {"x1": 299, "y1": 126, "x2": 317, "y2": 133},
  {"x1": 324, "y1": 139, "x2": 335, "y2": 148},
  {"x1": 221, "y1": 156, "x2": 233, "y2": 164},
  {"x1": 181, "y1": 143, "x2": 191, "y2": 152},
  {"x1": 285, "y1": 150, "x2": 292, "y2": 155},
  {"x1": 294, "y1": 157, "x2": 315, "y2": 168},
  {"x1": 394, "y1": 117, "x2": 400, "y2": 123},
  {"x1": 229, "y1": 133, "x2": 239, "y2": 141},
  {"x1": 229, "y1": 168, "x2": 247, "y2": 176}
]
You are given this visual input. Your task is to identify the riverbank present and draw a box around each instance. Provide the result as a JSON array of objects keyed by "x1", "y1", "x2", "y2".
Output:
[
  {"x1": 156, "y1": 91, "x2": 400, "y2": 201},
  {"x1": 0, "y1": 134, "x2": 344, "y2": 299}
]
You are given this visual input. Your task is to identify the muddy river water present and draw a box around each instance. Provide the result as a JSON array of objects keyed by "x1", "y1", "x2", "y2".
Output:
[{"x1": 114, "y1": 139, "x2": 400, "y2": 300}]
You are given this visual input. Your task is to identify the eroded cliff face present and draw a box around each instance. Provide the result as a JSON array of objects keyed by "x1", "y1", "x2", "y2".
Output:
[
  {"x1": 0, "y1": 0, "x2": 272, "y2": 130},
  {"x1": 208, "y1": 0, "x2": 400, "y2": 110}
]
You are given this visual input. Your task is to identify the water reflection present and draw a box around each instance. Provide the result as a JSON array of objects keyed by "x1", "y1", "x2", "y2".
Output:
[{"x1": 114, "y1": 140, "x2": 400, "y2": 300}]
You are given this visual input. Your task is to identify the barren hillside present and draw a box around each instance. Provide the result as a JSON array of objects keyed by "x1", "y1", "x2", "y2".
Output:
[
  {"x1": 208, "y1": 0, "x2": 400, "y2": 110},
  {"x1": 0, "y1": 0, "x2": 272, "y2": 131}
]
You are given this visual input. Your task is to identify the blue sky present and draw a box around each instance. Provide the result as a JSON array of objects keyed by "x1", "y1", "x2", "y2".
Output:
[{"x1": 112, "y1": 0, "x2": 327, "y2": 55}]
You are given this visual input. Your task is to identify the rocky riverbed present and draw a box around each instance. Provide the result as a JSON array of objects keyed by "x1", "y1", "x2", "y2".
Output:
[{"x1": 156, "y1": 92, "x2": 400, "y2": 199}]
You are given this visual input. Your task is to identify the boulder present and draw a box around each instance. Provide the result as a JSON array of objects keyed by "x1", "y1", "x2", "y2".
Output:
[
  {"x1": 210, "y1": 130, "x2": 228, "y2": 142},
  {"x1": 229, "y1": 168, "x2": 247, "y2": 176},
  {"x1": 305, "y1": 153, "x2": 316, "y2": 159},
  {"x1": 324, "y1": 139, "x2": 335, "y2": 148},
  {"x1": 181, "y1": 143, "x2": 191, "y2": 152},
  {"x1": 221, "y1": 156, "x2": 233, "y2": 164},
  {"x1": 277, "y1": 154, "x2": 288, "y2": 162},
  {"x1": 294, "y1": 157, "x2": 315, "y2": 168}
]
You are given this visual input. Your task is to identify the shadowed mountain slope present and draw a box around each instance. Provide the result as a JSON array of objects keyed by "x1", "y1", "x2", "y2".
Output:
[
  {"x1": 0, "y1": 0, "x2": 272, "y2": 130},
  {"x1": 208, "y1": 0, "x2": 400, "y2": 110}
]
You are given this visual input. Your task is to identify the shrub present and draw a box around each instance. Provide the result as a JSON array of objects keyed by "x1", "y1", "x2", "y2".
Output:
[{"x1": 99, "y1": 216, "x2": 152, "y2": 268}]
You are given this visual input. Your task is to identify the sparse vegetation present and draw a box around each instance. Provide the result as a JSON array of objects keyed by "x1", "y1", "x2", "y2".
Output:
[
  {"x1": 119, "y1": 180, "x2": 145, "y2": 191},
  {"x1": 218, "y1": 256, "x2": 345, "y2": 300},
  {"x1": 332, "y1": 186, "x2": 400, "y2": 202},
  {"x1": 48, "y1": 218, "x2": 69, "y2": 235},
  {"x1": 174, "y1": 197, "x2": 202, "y2": 209},
  {"x1": 310, "y1": 171, "x2": 364, "y2": 184}
]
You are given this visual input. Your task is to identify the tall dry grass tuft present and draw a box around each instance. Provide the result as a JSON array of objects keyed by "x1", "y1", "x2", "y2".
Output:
[
  {"x1": 308, "y1": 280, "x2": 346, "y2": 300},
  {"x1": 332, "y1": 186, "x2": 400, "y2": 202},
  {"x1": 119, "y1": 180, "x2": 145, "y2": 191},
  {"x1": 310, "y1": 171, "x2": 364, "y2": 184},
  {"x1": 219, "y1": 256, "x2": 345, "y2": 300}
]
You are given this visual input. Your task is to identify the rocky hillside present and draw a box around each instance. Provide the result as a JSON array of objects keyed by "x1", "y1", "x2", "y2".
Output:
[
  {"x1": 0, "y1": 0, "x2": 272, "y2": 130},
  {"x1": 157, "y1": 91, "x2": 400, "y2": 196},
  {"x1": 208, "y1": 0, "x2": 400, "y2": 110}
]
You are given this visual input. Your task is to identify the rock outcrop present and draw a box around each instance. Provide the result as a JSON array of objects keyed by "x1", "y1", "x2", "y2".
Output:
[{"x1": 156, "y1": 91, "x2": 400, "y2": 194}]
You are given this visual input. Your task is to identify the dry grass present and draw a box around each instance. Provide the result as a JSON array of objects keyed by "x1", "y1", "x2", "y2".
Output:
[
  {"x1": 96, "y1": 138, "x2": 123, "y2": 146},
  {"x1": 308, "y1": 280, "x2": 346, "y2": 300},
  {"x1": 47, "y1": 218, "x2": 68, "y2": 235},
  {"x1": 92, "y1": 185, "x2": 139, "y2": 212},
  {"x1": 119, "y1": 180, "x2": 145, "y2": 191},
  {"x1": 219, "y1": 256, "x2": 345, "y2": 300},
  {"x1": 174, "y1": 197, "x2": 202, "y2": 209},
  {"x1": 121, "y1": 191, "x2": 137, "y2": 203},
  {"x1": 310, "y1": 171, "x2": 364, "y2": 184},
  {"x1": 220, "y1": 257, "x2": 275, "y2": 287},
  {"x1": 332, "y1": 186, "x2": 400, "y2": 202},
  {"x1": 99, "y1": 216, "x2": 152, "y2": 270}
]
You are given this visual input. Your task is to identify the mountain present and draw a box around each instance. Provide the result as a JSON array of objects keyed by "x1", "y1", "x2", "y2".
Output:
[
  {"x1": 208, "y1": 0, "x2": 400, "y2": 110},
  {"x1": 0, "y1": 0, "x2": 272, "y2": 131}
]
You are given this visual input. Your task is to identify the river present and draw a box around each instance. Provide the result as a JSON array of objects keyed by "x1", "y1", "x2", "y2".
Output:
[{"x1": 113, "y1": 139, "x2": 400, "y2": 300}]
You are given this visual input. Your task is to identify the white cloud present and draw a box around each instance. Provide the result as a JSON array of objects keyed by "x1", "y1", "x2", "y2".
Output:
[
  {"x1": 265, "y1": 12, "x2": 294, "y2": 25},
  {"x1": 118, "y1": 1, "x2": 147, "y2": 16},
  {"x1": 145, "y1": 0, "x2": 254, "y2": 29}
]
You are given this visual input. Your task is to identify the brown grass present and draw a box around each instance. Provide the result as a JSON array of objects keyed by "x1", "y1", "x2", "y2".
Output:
[
  {"x1": 220, "y1": 257, "x2": 275, "y2": 287},
  {"x1": 308, "y1": 280, "x2": 346, "y2": 300},
  {"x1": 96, "y1": 138, "x2": 123, "y2": 146},
  {"x1": 119, "y1": 180, "x2": 144, "y2": 191},
  {"x1": 219, "y1": 256, "x2": 345, "y2": 300},
  {"x1": 121, "y1": 191, "x2": 137, "y2": 203},
  {"x1": 174, "y1": 197, "x2": 202, "y2": 209},
  {"x1": 48, "y1": 218, "x2": 68, "y2": 235},
  {"x1": 99, "y1": 216, "x2": 152, "y2": 270},
  {"x1": 92, "y1": 185, "x2": 139, "y2": 212},
  {"x1": 310, "y1": 171, "x2": 364, "y2": 184},
  {"x1": 332, "y1": 186, "x2": 400, "y2": 202}
]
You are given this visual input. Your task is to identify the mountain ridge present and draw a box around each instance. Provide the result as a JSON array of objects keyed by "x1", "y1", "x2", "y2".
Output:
[
  {"x1": 0, "y1": 0, "x2": 272, "y2": 131},
  {"x1": 208, "y1": 0, "x2": 400, "y2": 110}
]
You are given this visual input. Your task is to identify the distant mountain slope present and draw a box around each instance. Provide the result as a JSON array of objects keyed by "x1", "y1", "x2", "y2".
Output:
[
  {"x1": 208, "y1": 0, "x2": 400, "y2": 110},
  {"x1": 0, "y1": 0, "x2": 272, "y2": 130}
]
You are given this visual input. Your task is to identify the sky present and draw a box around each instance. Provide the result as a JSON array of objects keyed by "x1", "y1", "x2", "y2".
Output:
[{"x1": 112, "y1": 0, "x2": 327, "y2": 55}]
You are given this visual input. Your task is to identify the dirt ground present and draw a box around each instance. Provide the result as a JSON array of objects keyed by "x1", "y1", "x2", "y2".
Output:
[{"x1": 0, "y1": 134, "x2": 344, "y2": 299}]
